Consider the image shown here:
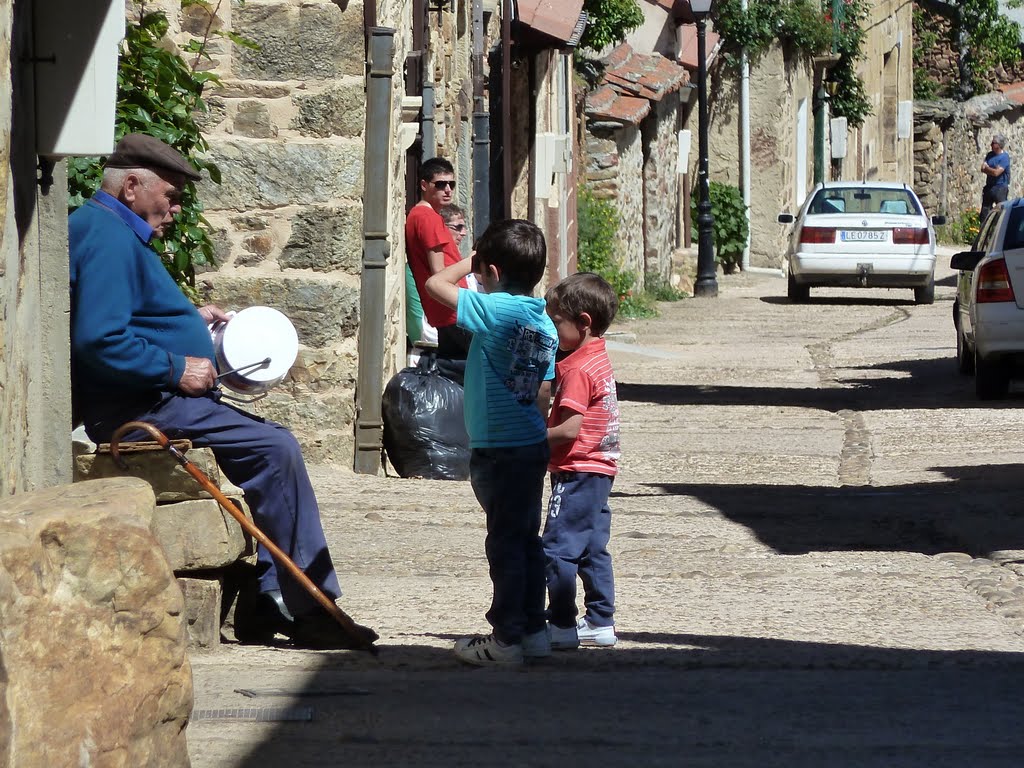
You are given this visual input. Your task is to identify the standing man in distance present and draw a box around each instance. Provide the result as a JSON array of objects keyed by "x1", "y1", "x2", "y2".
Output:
[
  {"x1": 981, "y1": 134, "x2": 1011, "y2": 222},
  {"x1": 70, "y1": 133, "x2": 377, "y2": 650},
  {"x1": 405, "y1": 158, "x2": 472, "y2": 364}
]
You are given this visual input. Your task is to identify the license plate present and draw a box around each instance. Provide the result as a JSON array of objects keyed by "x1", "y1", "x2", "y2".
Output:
[{"x1": 840, "y1": 230, "x2": 888, "y2": 242}]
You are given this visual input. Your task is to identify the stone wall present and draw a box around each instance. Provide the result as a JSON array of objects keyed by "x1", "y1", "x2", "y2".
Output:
[
  {"x1": 0, "y1": 478, "x2": 192, "y2": 766},
  {"x1": 128, "y1": 0, "x2": 412, "y2": 467},
  {"x1": 642, "y1": 93, "x2": 681, "y2": 282},
  {"x1": 914, "y1": 95, "x2": 1024, "y2": 221},
  {"x1": 586, "y1": 123, "x2": 645, "y2": 280},
  {"x1": 708, "y1": 46, "x2": 805, "y2": 270},
  {"x1": 0, "y1": 0, "x2": 72, "y2": 496}
]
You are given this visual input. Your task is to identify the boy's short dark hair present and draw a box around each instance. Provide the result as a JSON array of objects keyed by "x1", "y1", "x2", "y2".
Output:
[
  {"x1": 474, "y1": 219, "x2": 547, "y2": 294},
  {"x1": 545, "y1": 272, "x2": 619, "y2": 336},
  {"x1": 419, "y1": 157, "x2": 454, "y2": 183}
]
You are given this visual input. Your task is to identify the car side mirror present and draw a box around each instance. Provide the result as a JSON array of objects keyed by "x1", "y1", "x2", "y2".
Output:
[
  {"x1": 778, "y1": 213, "x2": 795, "y2": 224},
  {"x1": 931, "y1": 215, "x2": 946, "y2": 226},
  {"x1": 950, "y1": 250, "x2": 985, "y2": 271}
]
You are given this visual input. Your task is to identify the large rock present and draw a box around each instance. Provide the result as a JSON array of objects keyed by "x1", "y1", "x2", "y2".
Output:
[
  {"x1": 0, "y1": 478, "x2": 192, "y2": 767},
  {"x1": 232, "y1": 1, "x2": 363, "y2": 81},
  {"x1": 198, "y1": 138, "x2": 363, "y2": 211}
]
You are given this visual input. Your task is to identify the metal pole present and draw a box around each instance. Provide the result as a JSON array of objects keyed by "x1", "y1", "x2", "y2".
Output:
[
  {"x1": 694, "y1": 13, "x2": 718, "y2": 298},
  {"x1": 471, "y1": 0, "x2": 491, "y2": 234},
  {"x1": 354, "y1": 27, "x2": 395, "y2": 474}
]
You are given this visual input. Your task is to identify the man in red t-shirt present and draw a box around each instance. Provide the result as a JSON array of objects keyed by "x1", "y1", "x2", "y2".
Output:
[{"x1": 405, "y1": 157, "x2": 471, "y2": 360}]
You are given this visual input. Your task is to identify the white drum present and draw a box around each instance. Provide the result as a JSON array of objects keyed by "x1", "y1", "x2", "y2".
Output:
[{"x1": 211, "y1": 306, "x2": 299, "y2": 395}]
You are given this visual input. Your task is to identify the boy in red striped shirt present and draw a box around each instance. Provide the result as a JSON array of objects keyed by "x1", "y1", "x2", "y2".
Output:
[{"x1": 543, "y1": 273, "x2": 621, "y2": 649}]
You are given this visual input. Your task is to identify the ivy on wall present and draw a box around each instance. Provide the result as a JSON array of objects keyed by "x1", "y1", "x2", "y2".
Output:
[
  {"x1": 713, "y1": 0, "x2": 871, "y2": 127},
  {"x1": 916, "y1": 0, "x2": 1023, "y2": 100}
]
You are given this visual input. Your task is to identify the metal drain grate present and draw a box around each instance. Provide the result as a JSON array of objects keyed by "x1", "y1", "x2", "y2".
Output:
[{"x1": 192, "y1": 706, "x2": 314, "y2": 722}]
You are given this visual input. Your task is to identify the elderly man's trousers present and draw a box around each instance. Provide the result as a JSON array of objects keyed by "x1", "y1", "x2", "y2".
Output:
[{"x1": 87, "y1": 391, "x2": 342, "y2": 616}]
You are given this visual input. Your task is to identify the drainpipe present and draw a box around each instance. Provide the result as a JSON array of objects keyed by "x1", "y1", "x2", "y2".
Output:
[
  {"x1": 739, "y1": 0, "x2": 752, "y2": 271},
  {"x1": 472, "y1": 0, "x2": 491, "y2": 234},
  {"x1": 501, "y1": 0, "x2": 513, "y2": 216},
  {"x1": 422, "y1": 77, "x2": 436, "y2": 161},
  {"x1": 354, "y1": 26, "x2": 395, "y2": 475}
]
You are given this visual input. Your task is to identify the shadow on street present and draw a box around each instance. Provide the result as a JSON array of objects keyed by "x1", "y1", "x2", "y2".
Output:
[{"x1": 617, "y1": 356, "x2": 1024, "y2": 411}]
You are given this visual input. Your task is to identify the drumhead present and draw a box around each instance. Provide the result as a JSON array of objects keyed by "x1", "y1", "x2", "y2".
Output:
[{"x1": 217, "y1": 306, "x2": 298, "y2": 385}]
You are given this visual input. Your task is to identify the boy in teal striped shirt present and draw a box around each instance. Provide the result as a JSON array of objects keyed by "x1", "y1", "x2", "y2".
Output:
[{"x1": 426, "y1": 219, "x2": 558, "y2": 665}]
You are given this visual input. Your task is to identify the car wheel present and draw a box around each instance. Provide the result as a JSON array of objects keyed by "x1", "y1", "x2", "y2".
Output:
[
  {"x1": 914, "y1": 277, "x2": 935, "y2": 305},
  {"x1": 956, "y1": 321, "x2": 974, "y2": 376},
  {"x1": 788, "y1": 273, "x2": 809, "y2": 303},
  {"x1": 975, "y1": 352, "x2": 1009, "y2": 400}
]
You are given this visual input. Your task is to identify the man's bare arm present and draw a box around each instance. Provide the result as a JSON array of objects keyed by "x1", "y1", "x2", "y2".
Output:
[{"x1": 425, "y1": 258, "x2": 473, "y2": 310}]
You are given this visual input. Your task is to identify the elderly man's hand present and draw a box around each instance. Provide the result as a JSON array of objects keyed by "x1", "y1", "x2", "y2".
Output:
[
  {"x1": 179, "y1": 356, "x2": 217, "y2": 395},
  {"x1": 198, "y1": 304, "x2": 231, "y2": 325}
]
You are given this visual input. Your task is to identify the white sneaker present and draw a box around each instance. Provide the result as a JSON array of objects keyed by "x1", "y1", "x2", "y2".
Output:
[
  {"x1": 453, "y1": 634, "x2": 523, "y2": 666},
  {"x1": 548, "y1": 622, "x2": 580, "y2": 651},
  {"x1": 577, "y1": 617, "x2": 616, "y2": 647},
  {"x1": 522, "y1": 627, "x2": 551, "y2": 659}
]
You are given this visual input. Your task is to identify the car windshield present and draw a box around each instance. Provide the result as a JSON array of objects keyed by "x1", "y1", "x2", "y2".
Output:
[{"x1": 807, "y1": 188, "x2": 921, "y2": 216}]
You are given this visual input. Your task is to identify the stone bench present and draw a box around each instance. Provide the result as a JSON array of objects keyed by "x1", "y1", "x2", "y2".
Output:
[{"x1": 73, "y1": 438, "x2": 256, "y2": 649}]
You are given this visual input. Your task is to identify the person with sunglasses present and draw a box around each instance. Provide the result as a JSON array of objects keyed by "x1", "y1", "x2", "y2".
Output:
[
  {"x1": 440, "y1": 203, "x2": 479, "y2": 293},
  {"x1": 405, "y1": 158, "x2": 473, "y2": 369}
]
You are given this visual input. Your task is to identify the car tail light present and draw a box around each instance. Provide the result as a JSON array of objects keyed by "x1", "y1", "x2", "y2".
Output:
[
  {"x1": 976, "y1": 259, "x2": 1016, "y2": 303},
  {"x1": 800, "y1": 227, "x2": 836, "y2": 244},
  {"x1": 892, "y1": 227, "x2": 929, "y2": 245}
]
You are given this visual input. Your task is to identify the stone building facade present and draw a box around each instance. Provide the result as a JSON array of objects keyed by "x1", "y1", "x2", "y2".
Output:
[
  {"x1": 707, "y1": 0, "x2": 915, "y2": 269},
  {"x1": 584, "y1": 42, "x2": 689, "y2": 288},
  {"x1": 0, "y1": 0, "x2": 73, "y2": 495},
  {"x1": 914, "y1": 94, "x2": 1024, "y2": 222}
]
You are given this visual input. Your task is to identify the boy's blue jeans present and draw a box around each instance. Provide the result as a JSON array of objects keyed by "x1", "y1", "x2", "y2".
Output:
[
  {"x1": 543, "y1": 471, "x2": 615, "y2": 629},
  {"x1": 469, "y1": 441, "x2": 550, "y2": 645}
]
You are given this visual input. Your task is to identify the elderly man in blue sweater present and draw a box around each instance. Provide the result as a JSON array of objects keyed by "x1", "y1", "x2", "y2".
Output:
[{"x1": 70, "y1": 133, "x2": 376, "y2": 650}]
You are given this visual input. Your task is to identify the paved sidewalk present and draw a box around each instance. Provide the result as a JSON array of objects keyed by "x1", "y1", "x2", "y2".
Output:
[{"x1": 188, "y1": 261, "x2": 1024, "y2": 768}]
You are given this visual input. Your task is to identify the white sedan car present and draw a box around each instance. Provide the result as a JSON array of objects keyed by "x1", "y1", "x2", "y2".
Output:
[
  {"x1": 778, "y1": 182, "x2": 944, "y2": 304},
  {"x1": 951, "y1": 197, "x2": 1024, "y2": 399}
]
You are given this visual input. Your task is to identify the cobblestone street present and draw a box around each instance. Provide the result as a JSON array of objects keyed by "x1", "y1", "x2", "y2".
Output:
[{"x1": 188, "y1": 251, "x2": 1024, "y2": 767}]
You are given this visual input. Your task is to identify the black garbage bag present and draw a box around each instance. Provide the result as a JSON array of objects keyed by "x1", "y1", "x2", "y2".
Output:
[{"x1": 382, "y1": 355, "x2": 470, "y2": 480}]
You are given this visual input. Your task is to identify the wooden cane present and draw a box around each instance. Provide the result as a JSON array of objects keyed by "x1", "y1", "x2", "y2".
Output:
[{"x1": 109, "y1": 420, "x2": 378, "y2": 653}]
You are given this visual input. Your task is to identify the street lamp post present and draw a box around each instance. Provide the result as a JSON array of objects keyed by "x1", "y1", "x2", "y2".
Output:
[{"x1": 691, "y1": 0, "x2": 718, "y2": 297}]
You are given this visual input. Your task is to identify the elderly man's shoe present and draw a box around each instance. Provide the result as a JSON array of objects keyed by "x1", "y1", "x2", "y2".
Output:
[
  {"x1": 234, "y1": 589, "x2": 295, "y2": 644},
  {"x1": 290, "y1": 608, "x2": 379, "y2": 650}
]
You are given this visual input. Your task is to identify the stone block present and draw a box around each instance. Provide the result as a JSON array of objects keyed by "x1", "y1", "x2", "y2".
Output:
[
  {"x1": 233, "y1": 1, "x2": 363, "y2": 81},
  {"x1": 74, "y1": 444, "x2": 221, "y2": 503},
  {"x1": 203, "y1": 274, "x2": 360, "y2": 347},
  {"x1": 279, "y1": 203, "x2": 364, "y2": 274},
  {"x1": 0, "y1": 478, "x2": 191, "y2": 767},
  {"x1": 150, "y1": 497, "x2": 249, "y2": 572},
  {"x1": 177, "y1": 577, "x2": 222, "y2": 650},
  {"x1": 199, "y1": 138, "x2": 363, "y2": 210},
  {"x1": 292, "y1": 80, "x2": 366, "y2": 138},
  {"x1": 233, "y1": 100, "x2": 278, "y2": 139}
]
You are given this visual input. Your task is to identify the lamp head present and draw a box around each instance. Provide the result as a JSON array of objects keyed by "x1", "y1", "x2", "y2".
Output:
[{"x1": 689, "y1": 0, "x2": 713, "y2": 15}]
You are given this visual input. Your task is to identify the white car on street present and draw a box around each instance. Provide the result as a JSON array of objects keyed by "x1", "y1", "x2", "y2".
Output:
[
  {"x1": 951, "y1": 197, "x2": 1024, "y2": 399},
  {"x1": 778, "y1": 182, "x2": 944, "y2": 304}
]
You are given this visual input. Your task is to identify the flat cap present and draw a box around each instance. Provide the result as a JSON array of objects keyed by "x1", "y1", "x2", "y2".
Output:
[{"x1": 105, "y1": 133, "x2": 202, "y2": 181}]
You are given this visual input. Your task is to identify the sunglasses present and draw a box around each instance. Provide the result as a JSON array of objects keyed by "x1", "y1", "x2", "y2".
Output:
[
  {"x1": 432, "y1": 180, "x2": 456, "y2": 190},
  {"x1": 447, "y1": 223, "x2": 466, "y2": 232}
]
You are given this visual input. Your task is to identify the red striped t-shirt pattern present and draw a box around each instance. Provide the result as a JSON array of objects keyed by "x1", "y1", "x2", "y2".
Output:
[{"x1": 547, "y1": 339, "x2": 620, "y2": 475}]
